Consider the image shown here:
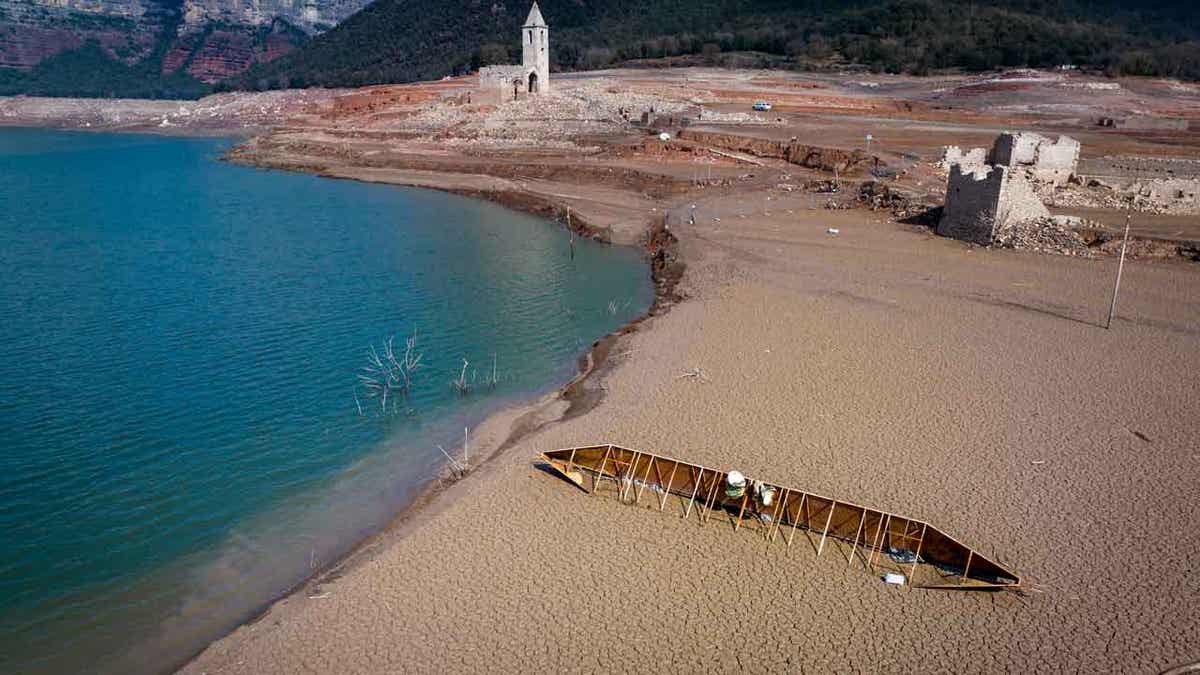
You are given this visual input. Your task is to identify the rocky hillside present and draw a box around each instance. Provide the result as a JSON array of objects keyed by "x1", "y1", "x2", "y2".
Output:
[{"x1": 0, "y1": 0, "x2": 371, "y2": 97}]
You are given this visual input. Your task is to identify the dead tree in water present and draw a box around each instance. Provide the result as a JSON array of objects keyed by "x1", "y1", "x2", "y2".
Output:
[
  {"x1": 451, "y1": 358, "x2": 473, "y2": 396},
  {"x1": 358, "y1": 332, "x2": 423, "y2": 414}
]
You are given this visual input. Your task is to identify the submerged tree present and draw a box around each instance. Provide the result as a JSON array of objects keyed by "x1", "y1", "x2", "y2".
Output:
[{"x1": 358, "y1": 331, "x2": 423, "y2": 415}]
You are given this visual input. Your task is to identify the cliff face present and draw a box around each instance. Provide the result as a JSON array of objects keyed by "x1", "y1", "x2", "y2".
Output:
[
  {"x1": 0, "y1": 0, "x2": 371, "y2": 90},
  {"x1": 0, "y1": 0, "x2": 160, "y2": 70}
]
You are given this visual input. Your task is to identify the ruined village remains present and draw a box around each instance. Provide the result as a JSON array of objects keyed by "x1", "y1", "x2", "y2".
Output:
[
  {"x1": 478, "y1": 2, "x2": 551, "y2": 103},
  {"x1": 938, "y1": 132, "x2": 1080, "y2": 246}
]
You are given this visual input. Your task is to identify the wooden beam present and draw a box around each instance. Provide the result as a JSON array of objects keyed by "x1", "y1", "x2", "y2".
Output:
[
  {"x1": 620, "y1": 450, "x2": 641, "y2": 501},
  {"x1": 872, "y1": 514, "x2": 892, "y2": 568},
  {"x1": 817, "y1": 500, "x2": 837, "y2": 556},
  {"x1": 802, "y1": 494, "x2": 820, "y2": 556},
  {"x1": 734, "y1": 492, "x2": 750, "y2": 531},
  {"x1": 960, "y1": 551, "x2": 974, "y2": 585},
  {"x1": 634, "y1": 452, "x2": 656, "y2": 505},
  {"x1": 702, "y1": 471, "x2": 722, "y2": 523},
  {"x1": 683, "y1": 467, "x2": 703, "y2": 519},
  {"x1": 787, "y1": 493, "x2": 807, "y2": 548},
  {"x1": 591, "y1": 445, "x2": 613, "y2": 495},
  {"x1": 846, "y1": 507, "x2": 866, "y2": 568},
  {"x1": 866, "y1": 512, "x2": 886, "y2": 570},
  {"x1": 909, "y1": 523, "x2": 928, "y2": 586},
  {"x1": 660, "y1": 461, "x2": 679, "y2": 511},
  {"x1": 768, "y1": 488, "x2": 788, "y2": 543}
]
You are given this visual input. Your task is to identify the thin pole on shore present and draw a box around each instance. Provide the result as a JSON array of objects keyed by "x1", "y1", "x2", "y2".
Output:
[{"x1": 1105, "y1": 212, "x2": 1133, "y2": 330}]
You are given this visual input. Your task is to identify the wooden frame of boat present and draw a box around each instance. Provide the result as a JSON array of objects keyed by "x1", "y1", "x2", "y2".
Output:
[{"x1": 540, "y1": 444, "x2": 1021, "y2": 591}]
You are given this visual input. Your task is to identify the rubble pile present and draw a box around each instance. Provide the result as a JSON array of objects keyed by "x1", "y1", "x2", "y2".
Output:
[
  {"x1": 0, "y1": 89, "x2": 340, "y2": 130},
  {"x1": 992, "y1": 217, "x2": 1093, "y2": 257},
  {"x1": 694, "y1": 109, "x2": 770, "y2": 124},
  {"x1": 1038, "y1": 178, "x2": 1200, "y2": 216},
  {"x1": 399, "y1": 80, "x2": 698, "y2": 148},
  {"x1": 856, "y1": 180, "x2": 929, "y2": 218}
]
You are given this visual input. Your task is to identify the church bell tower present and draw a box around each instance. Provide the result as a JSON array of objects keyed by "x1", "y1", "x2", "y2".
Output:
[{"x1": 521, "y1": 2, "x2": 549, "y2": 94}]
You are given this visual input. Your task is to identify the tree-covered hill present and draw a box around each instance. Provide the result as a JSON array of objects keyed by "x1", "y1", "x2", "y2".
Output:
[{"x1": 222, "y1": 0, "x2": 1200, "y2": 91}]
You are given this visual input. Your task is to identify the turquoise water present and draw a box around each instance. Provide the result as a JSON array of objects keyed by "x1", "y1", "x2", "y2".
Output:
[{"x1": 0, "y1": 129, "x2": 653, "y2": 674}]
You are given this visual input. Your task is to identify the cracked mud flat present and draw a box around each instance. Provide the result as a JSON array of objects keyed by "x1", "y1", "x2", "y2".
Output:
[{"x1": 181, "y1": 194, "x2": 1200, "y2": 673}]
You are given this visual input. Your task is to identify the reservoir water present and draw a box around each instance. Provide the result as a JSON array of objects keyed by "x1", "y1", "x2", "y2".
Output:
[{"x1": 0, "y1": 129, "x2": 654, "y2": 673}]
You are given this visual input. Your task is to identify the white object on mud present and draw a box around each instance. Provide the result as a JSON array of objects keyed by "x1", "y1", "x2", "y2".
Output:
[
  {"x1": 827, "y1": 228, "x2": 840, "y2": 235},
  {"x1": 756, "y1": 481, "x2": 776, "y2": 506},
  {"x1": 659, "y1": 132, "x2": 671, "y2": 141},
  {"x1": 883, "y1": 573, "x2": 906, "y2": 586},
  {"x1": 726, "y1": 471, "x2": 747, "y2": 499}
]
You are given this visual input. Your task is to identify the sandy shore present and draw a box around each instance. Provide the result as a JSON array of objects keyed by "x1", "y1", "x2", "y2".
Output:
[{"x1": 179, "y1": 178, "x2": 1200, "y2": 671}]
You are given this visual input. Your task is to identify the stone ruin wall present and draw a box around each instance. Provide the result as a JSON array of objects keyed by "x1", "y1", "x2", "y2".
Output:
[
  {"x1": 989, "y1": 132, "x2": 1079, "y2": 185},
  {"x1": 941, "y1": 146, "x2": 988, "y2": 172},
  {"x1": 939, "y1": 166, "x2": 1004, "y2": 244},
  {"x1": 990, "y1": 133, "x2": 1041, "y2": 166},
  {"x1": 478, "y1": 66, "x2": 525, "y2": 104},
  {"x1": 1027, "y1": 136, "x2": 1080, "y2": 184},
  {"x1": 998, "y1": 167, "x2": 1053, "y2": 224},
  {"x1": 938, "y1": 165, "x2": 1050, "y2": 245}
]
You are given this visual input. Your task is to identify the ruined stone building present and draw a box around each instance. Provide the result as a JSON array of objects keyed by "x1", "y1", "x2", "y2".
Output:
[
  {"x1": 478, "y1": 2, "x2": 550, "y2": 103},
  {"x1": 937, "y1": 130, "x2": 1080, "y2": 244},
  {"x1": 938, "y1": 164, "x2": 1051, "y2": 245}
]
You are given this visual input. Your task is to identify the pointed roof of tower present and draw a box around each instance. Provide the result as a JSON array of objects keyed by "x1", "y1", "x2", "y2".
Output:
[{"x1": 524, "y1": 2, "x2": 547, "y2": 28}]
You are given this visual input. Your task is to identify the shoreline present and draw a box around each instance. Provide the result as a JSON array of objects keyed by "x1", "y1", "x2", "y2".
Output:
[{"x1": 164, "y1": 151, "x2": 685, "y2": 674}]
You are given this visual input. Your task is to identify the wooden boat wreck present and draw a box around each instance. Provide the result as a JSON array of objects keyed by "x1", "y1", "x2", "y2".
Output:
[{"x1": 541, "y1": 444, "x2": 1021, "y2": 591}]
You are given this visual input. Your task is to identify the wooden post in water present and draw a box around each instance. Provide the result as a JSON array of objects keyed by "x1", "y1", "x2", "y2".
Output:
[
  {"x1": 567, "y1": 207, "x2": 575, "y2": 261},
  {"x1": 1106, "y1": 212, "x2": 1132, "y2": 330}
]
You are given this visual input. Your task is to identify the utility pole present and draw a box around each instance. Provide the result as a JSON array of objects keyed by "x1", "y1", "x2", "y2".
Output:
[{"x1": 1105, "y1": 212, "x2": 1133, "y2": 330}]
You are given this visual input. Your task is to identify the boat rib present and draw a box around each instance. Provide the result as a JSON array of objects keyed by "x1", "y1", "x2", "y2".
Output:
[{"x1": 541, "y1": 444, "x2": 1021, "y2": 591}]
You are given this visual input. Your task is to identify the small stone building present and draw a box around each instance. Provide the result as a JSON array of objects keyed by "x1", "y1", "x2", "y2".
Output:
[{"x1": 478, "y1": 2, "x2": 550, "y2": 103}]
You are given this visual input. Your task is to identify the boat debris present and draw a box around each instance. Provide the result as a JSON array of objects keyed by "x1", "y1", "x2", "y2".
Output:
[{"x1": 540, "y1": 444, "x2": 1021, "y2": 592}]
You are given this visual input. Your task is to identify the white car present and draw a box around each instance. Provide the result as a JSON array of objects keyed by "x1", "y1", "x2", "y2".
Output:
[{"x1": 752, "y1": 101, "x2": 772, "y2": 111}]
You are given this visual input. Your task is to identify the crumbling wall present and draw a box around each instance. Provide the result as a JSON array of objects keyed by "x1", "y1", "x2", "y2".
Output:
[
  {"x1": 1030, "y1": 136, "x2": 1080, "y2": 184},
  {"x1": 941, "y1": 145, "x2": 987, "y2": 172},
  {"x1": 999, "y1": 168, "x2": 1053, "y2": 224},
  {"x1": 939, "y1": 165, "x2": 1004, "y2": 244},
  {"x1": 938, "y1": 165, "x2": 1050, "y2": 245},
  {"x1": 989, "y1": 132, "x2": 1079, "y2": 185},
  {"x1": 478, "y1": 66, "x2": 525, "y2": 103},
  {"x1": 991, "y1": 132, "x2": 1042, "y2": 166}
]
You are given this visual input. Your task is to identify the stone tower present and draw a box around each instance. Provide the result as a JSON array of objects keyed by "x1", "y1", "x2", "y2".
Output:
[{"x1": 521, "y1": 2, "x2": 549, "y2": 94}]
